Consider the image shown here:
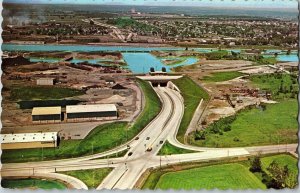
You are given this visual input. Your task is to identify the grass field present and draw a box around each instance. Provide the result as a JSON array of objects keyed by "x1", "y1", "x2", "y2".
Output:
[
  {"x1": 250, "y1": 74, "x2": 298, "y2": 100},
  {"x1": 1, "y1": 178, "x2": 66, "y2": 189},
  {"x1": 190, "y1": 100, "x2": 297, "y2": 148},
  {"x1": 142, "y1": 154, "x2": 295, "y2": 190},
  {"x1": 202, "y1": 71, "x2": 244, "y2": 82},
  {"x1": 254, "y1": 57, "x2": 277, "y2": 65},
  {"x1": 158, "y1": 141, "x2": 197, "y2": 155},
  {"x1": 9, "y1": 86, "x2": 84, "y2": 101},
  {"x1": 2, "y1": 80, "x2": 161, "y2": 163},
  {"x1": 173, "y1": 76, "x2": 209, "y2": 143},
  {"x1": 154, "y1": 163, "x2": 266, "y2": 190},
  {"x1": 61, "y1": 168, "x2": 113, "y2": 189}
]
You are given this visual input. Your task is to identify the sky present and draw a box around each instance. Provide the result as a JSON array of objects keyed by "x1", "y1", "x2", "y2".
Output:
[{"x1": 3, "y1": 0, "x2": 298, "y2": 8}]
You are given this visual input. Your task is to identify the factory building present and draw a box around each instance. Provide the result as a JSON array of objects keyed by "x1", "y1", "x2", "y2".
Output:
[
  {"x1": 66, "y1": 104, "x2": 117, "y2": 122},
  {"x1": 36, "y1": 78, "x2": 55, "y2": 86},
  {"x1": 32, "y1": 106, "x2": 62, "y2": 123},
  {"x1": 1, "y1": 132, "x2": 58, "y2": 150}
]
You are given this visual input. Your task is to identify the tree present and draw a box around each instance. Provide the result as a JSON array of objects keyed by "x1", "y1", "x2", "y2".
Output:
[
  {"x1": 249, "y1": 155, "x2": 262, "y2": 172},
  {"x1": 267, "y1": 161, "x2": 297, "y2": 189}
]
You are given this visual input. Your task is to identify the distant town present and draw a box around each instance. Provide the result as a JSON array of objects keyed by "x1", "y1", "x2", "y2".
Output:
[{"x1": 2, "y1": 4, "x2": 298, "y2": 48}]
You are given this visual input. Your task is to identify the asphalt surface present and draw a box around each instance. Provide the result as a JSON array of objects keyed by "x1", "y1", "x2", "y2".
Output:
[{"x1": 1, "y1": 86, "x2": 297, "y2": 190}]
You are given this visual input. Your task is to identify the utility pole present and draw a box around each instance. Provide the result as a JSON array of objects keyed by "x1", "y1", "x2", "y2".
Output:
[{"x1": 160, "y1": 155, "x2": 161, "y2": 169}]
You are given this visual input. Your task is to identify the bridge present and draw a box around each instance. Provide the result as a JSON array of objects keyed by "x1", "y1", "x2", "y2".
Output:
[{"x1": 136, "y1": 75, "x2": 182, "y2": 87}]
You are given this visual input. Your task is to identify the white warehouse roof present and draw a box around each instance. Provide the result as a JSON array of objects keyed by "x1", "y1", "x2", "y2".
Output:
[
  {"x1": 32, "y1": 106, "x2": 61, "y2": 116},
  {"x1": 1, "y1": 132, "x2": 57, "y2": 144},
  {"x1": 66, "y1": 104, "x2": 117, "y2": 114}
]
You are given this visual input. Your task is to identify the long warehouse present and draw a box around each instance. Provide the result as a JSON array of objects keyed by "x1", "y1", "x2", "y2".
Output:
[
  {"x1": 32, "y1": 106, "x2": 62, "y2": 123},
  {"x1": 1, "y1": 132, "x2": 58, "y2": 150},
  {"x1": 66, "y1": 104, "x2": 118, "y2": 122}
]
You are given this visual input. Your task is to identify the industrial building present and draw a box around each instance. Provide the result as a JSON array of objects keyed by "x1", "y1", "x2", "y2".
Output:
[
  {"x1": 32, "y1": 106, "x2": 62, "y2": 123},
  {"x1": 66, "y1": 104, "x2": 117, "y2": 122},
  {"x1": 36, "y1": 78, "x2": 55, "y2": 86},
  {"x1": 1, "y1": 132, "x2": 58, "y2": 150}
]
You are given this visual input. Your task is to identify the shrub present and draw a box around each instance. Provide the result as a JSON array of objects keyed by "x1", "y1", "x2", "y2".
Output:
[
  {"x1": 249, "y1": 156, "x2": 262, "y2": 173},
  {"x1": 233, "y1": 137, "x2": 240, "y2": 142},
  {"x1": 194, "y1": 130, "x2": 206, "y2": 140},
  {"x1": 223, "y1": 125, "x2": 231, "y2": 132}
]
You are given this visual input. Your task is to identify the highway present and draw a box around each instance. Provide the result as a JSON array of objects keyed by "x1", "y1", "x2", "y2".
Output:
[{"x1": 1, "y1": 85, "x2": 297, "y2": 189}]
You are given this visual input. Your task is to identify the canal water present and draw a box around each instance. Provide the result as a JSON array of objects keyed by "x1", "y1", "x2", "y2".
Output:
[
  {"x1": 122, "y1": 53, "x2": 197, "y2": 73},
  {"x1": 2, "y1": 43, "x2": 297, "y2": 73}
]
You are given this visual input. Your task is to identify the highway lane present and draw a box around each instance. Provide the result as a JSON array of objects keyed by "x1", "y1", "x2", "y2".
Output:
[
  {"x1": 110, "y1": 87, "x2": 186, "y2": 189},
  {"x1": 97, "y1": 87, "x2": 178, "y2": 189}
]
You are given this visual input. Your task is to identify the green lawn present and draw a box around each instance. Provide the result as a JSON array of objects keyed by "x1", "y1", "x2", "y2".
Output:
[
  {"x1": 250, "y1": 74, "x2": 298, "y2": 100},
  {"x1": 172, "y1": 76, "x2": 209, "y2": 143},
  {"x1": 190, "y1": 100, "x2": 298, "y2": 147},
  {"x1": 205, "y1": 50, "x2": 229, "y2": 60},
  {"x1": 154, "y1": 163, "x2": 266, "y2": 190},
  {"x1": 61, "y1": 168, "x2": 113, "y2": 189},
  {"x1": 10, "y1": 86, "x2": 84, "y2": 101},
  {"x1": 261, "y1": 154, "x2": 298, "y2": 176},
  {"x1": 2, "y1": 79, "x2": 161, "y2": 163},
  {"x1": 202, "y1": 71, "x2": 244, "y2": 82},
  {"x1": 1, "y1": 178, "x2": 67, "y2": 189},
  {"x1": 158, "y1": 141, "x2": 197, "y2": 155},
  {"x1": 255, "y1": 57, "x2": 277, "y2": 65}
]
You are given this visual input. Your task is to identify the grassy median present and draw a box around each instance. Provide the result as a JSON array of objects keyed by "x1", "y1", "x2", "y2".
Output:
[
  {"x1": 158, "y1": 141, "x2": 197, "y2": 155},
  {"x1": 172, "y1": 76, "x2": 209, "y2": 143},
  {"x1": 60, "y1": 168, "x2": 113, "y2": 189},
  {"x1": 1, "y1": 79, "x2": 161, "y2": 163}
]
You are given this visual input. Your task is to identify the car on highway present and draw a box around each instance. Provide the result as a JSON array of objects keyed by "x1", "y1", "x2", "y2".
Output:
[
  {"x1": 146, "y1": 147, "x2": 152, "y2": 152},
  {"x1": 128, "y1": 152, "x2": 133, "y2": 156}
]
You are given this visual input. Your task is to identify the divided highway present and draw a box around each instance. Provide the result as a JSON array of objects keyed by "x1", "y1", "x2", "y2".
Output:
[{"x1": 1, "y1": 85, "x2": 297, "y2": 189}]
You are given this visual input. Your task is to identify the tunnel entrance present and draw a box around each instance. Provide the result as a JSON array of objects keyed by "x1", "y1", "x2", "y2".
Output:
[
  {"x1": 160, "y1": 82, "x2": 168, "y2": 87},
  {"x1": 151, "y1": 81, "x2": 168, "y2": 87},
  {"x1": 152, "y1": 82, "x2": 159, "y2": 87}
]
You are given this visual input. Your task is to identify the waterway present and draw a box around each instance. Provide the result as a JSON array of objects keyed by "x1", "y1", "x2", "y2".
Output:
[
  {"x1": 122, "y1": 53, "x2": 197, "y2": 73},
  {"x1": 2, "y1": 43, "x2": 298, "y2": 73}
]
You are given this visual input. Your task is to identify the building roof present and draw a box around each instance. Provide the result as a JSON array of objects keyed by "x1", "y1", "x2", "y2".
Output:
[
  {"x1": 66, "y1": 104, "x2": 117, "y2": 114},
  {"x1": 1, "y1": 132, "x2": 57, "y2": 144},
  {"x1": 37, "y1": 78, "x2": 55, "y2": 81},
  {"x1": 32, "y1": 106, "x2": 61, "y2": 116}
]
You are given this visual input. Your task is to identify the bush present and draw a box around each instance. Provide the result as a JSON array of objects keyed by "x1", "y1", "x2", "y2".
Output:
[
  {"x1": 223, "y1": 125, "x2": 231, "y2": 132},
  {"x1": 194, "y1": 130, "x2": 206, "y2": 140},
  {"x1": 249, "y1": 156, "x2": 262, "y2": 173},
  {"x1": 233, "y1": 137, "x2": 240, "y2": 142}
]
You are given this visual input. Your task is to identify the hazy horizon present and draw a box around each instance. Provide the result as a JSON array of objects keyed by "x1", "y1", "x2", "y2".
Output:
[{"x1": 3, "y1": 0, "x2": 298, "y2": 9}]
